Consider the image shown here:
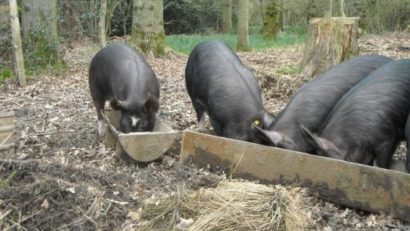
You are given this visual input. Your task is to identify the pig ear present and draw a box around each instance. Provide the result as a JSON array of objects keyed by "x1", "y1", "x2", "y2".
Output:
[
  {"x1": 143, "y1": 94, "x2": 159, "y2": 113},
  {"x1": 299, "y1": 125, "x2": 337, "y2": 155},
  {"x1": 263, "y1": 112, "x2": 276, "y2": 129},
  {"x1": 253, "y1": 125, "x2": 284, "y2": 146},
  {"x1": 111, "y1": 98, "x2": 127, "y2": 111}
]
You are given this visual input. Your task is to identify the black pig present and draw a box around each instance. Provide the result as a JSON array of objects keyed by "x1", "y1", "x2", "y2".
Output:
[
  {"x1": 89, "y1": 43, "x2": 160, "y2": 136},
  {"x1": 256, "y1": 55, "x2": 392, "y2": 153},
  {"x1": 301, "y1": 59, "x2": 410, "y2": 172},
  {"x1": 185, "y1": 41, "x2": 275, "y2": 144}
]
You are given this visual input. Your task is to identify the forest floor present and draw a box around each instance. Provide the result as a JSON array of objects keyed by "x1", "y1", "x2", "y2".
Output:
[{"x1": 0, "y1": 32, "x2": 410, "y2": 230}]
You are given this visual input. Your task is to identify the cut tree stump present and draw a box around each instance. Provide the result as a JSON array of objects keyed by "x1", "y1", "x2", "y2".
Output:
[{"x1": 301, "y1": 17, "x2": 359, "y2": 79}]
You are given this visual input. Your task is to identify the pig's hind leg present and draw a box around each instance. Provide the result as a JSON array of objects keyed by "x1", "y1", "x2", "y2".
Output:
[
  {"x1": 193, "y1": 99, "x2": 207, "y2": 130},
  {"x1": 90, "y1": 84, "x2": 107, "y2": 138}
]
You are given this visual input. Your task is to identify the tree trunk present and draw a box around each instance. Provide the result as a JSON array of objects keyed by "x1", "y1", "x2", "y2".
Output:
[
  {"x1": 222, "y1": 0, "x2": 232, "y2": 33},
  {"x1": 262, "y1": 0, "x2": 280, "y2": 39},
  {"x1": 237, "y1": 0, "x2": 250, "y2": 51},
  {"x1": 9, "y1": 0, "x2": 26, "y2": 86},
  {"x1": 106, "y1": 0, "x2": 121, "y2": 37},
  {"x1": 301, "y1": 17, "x2": 359, "y2": 79},
  {"x1": 98, "y1": 0, "x2": 107, "y2": 47},
  {"x1": 21, "y1": 0, "x2": 61, "y2": 68},
  {"x1": 130, "y1": 0, "x2": 165, "y2": 57},
  {"x1": 338, "y1": 0, "x2": 345, "y2": 17}
]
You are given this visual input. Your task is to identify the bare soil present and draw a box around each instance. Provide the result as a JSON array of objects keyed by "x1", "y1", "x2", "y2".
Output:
[{"x1": 0, "y1": 32, "x2": 409, "y2": 230}]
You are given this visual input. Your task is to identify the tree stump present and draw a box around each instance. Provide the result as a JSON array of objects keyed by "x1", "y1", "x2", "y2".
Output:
[{"x1": 301, "y1": 17, "x2": 359, "y2": 79}]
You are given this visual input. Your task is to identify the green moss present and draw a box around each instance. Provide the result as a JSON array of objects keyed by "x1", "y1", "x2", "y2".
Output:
[
  {"x1": 154, "y1": 33, "x2": 166, "y2": 56},
  {"x1": 237, "y1": 43, "x2": 251, "y2": 52},
  {"x1": 130, "y1": 28, "x2": 166, "y2": 57},
  {"x1": 276, "y1": 65, "x2": 301, "y2": 75},
  {"x1": 0, "y1": 68, "x2": 12, "y2": 84},
  {"x1": 346, "y1": 47, "x2": 359, "y2": 60}
]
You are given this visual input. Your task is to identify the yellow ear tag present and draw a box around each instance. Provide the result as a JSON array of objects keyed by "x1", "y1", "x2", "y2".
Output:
[{"x1": 254, "y1": 119, "x2": 261, "y2": 126}]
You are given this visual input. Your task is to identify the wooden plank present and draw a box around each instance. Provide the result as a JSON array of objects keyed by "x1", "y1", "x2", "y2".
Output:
[
  {"x1": 0, "y1": 112, "x2": 15, "y2": 154},
  {"x1": 179, "y1": 130, "x2": 410, "y2": 222}
]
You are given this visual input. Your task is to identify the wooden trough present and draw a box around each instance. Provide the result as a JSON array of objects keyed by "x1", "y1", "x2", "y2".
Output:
[
  {"x1": 0, "y1": 111, "x2": 15, "y2": 158},
  {"x1": 180, "y1": 130, "x2": 410, "y2": 222},
  {"x1": 103, "y1": 109, "x2": 178, "y2": 162}
]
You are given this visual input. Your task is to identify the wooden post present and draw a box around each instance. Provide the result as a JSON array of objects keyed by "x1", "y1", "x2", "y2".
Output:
[
  {"x1": 9, "y1": 0, "x2": 26, "y2": 86},
  {"x1": 300, "y1": 17, "x2": 359, "y2": 79}
]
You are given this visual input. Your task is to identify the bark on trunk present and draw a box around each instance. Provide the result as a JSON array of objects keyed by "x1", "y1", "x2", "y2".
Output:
[
  {"x1": 237, "y1": 0, "x2": 250, "y2": 51},
  {"x1": 9, "y1": 0, "x2": 26, "y2": 86},
  {"x1": 130, "y1": 0, "x2": 165, "y2": 57},
  {"x1": 301, "y1": 17, "x2": 359, "y2": 79}
]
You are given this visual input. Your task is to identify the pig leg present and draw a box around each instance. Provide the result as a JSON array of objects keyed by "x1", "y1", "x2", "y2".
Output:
[
  {"x1": 210, "y1": 118, "x2": 223, "y2": 136},
  {"x1": 96, "y1": 106, "x2": 106, "y2": 138},
  {"x1": 405, "y1": 114, "x2": 410, "y2": 173},
  {"x1": 89, "y1": 84, "x2": 106, "y2": 138},
  {"x1": 193, "y1": 99, "x2": 206, "y2": 130},
  {"x1": 374, "y1": 141, "x2": 397, "y2": 169},
  {"x1": 209, "y1": 115, "x2": 224, "y2": 136}
]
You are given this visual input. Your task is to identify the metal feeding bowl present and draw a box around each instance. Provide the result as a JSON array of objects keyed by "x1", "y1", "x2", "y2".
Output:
[{"x1": 103, "y1": 109, "x2": 178, "y2": 162}]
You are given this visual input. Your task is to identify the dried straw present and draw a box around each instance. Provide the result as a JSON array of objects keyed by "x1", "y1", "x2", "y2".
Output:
[{"x1": 137, "y1": 180, "x2": 310, "y2": 231}]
